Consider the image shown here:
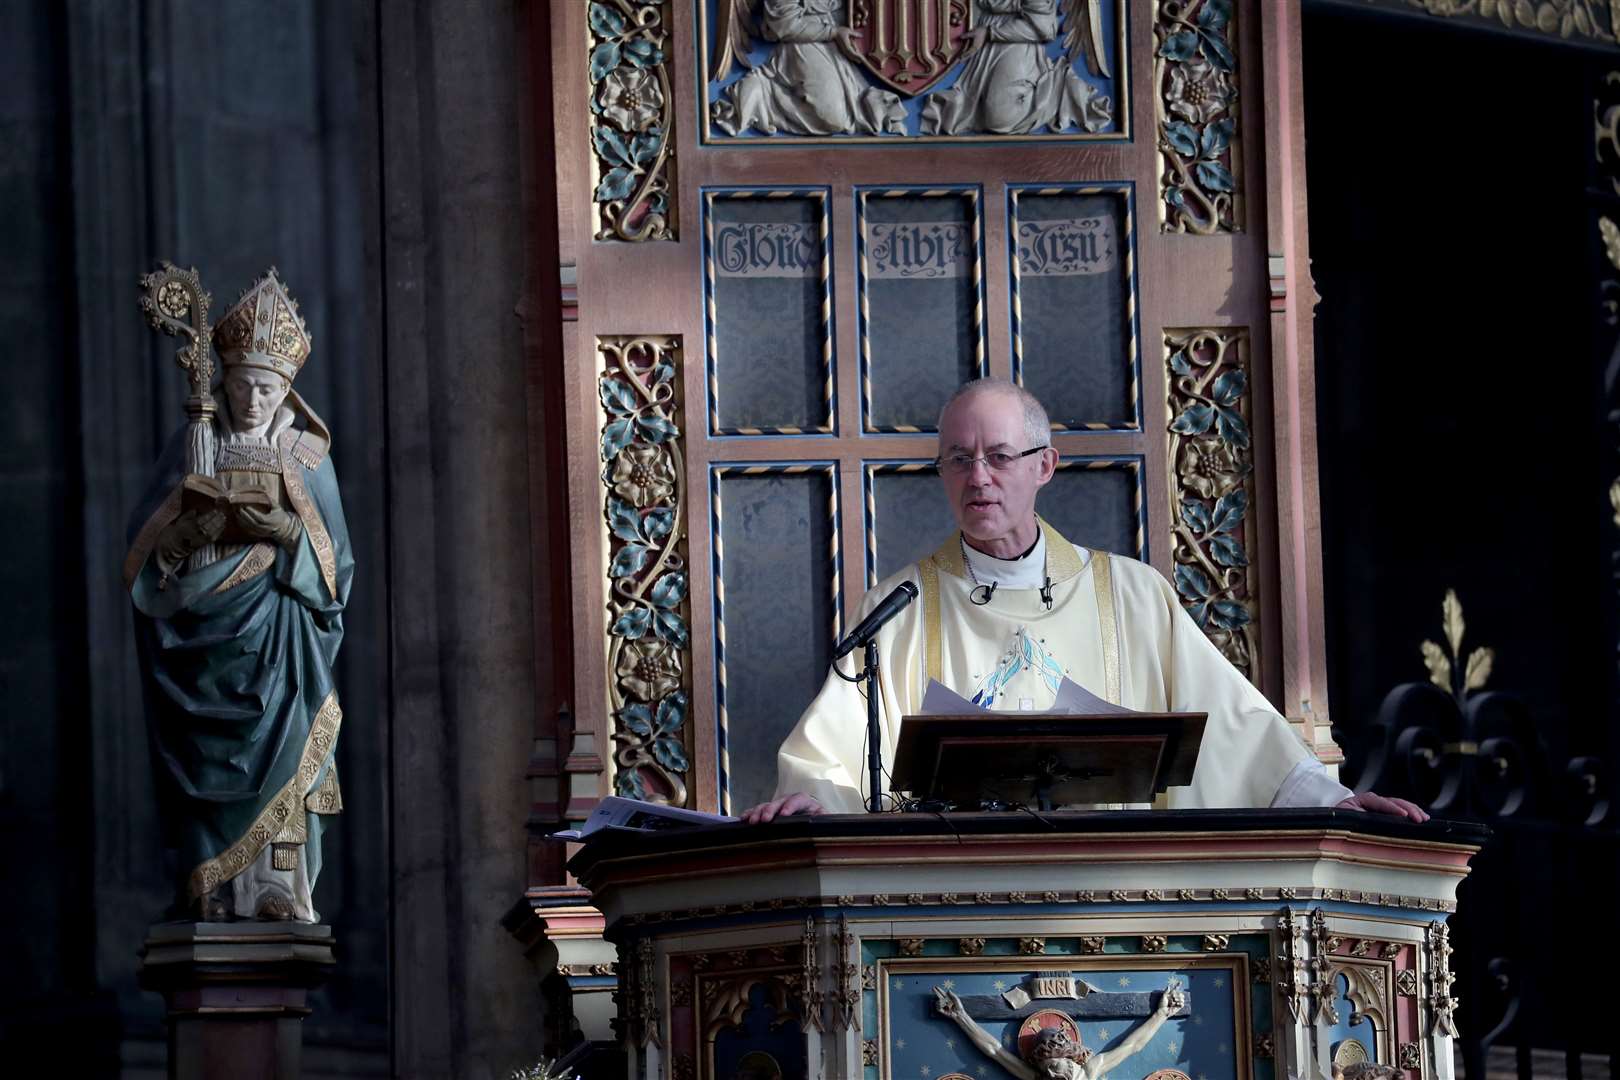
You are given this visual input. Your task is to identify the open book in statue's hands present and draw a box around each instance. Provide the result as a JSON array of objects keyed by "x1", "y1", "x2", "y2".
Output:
[{"x1": 180, "y1": 474, "x2": 277, "y2": 545}]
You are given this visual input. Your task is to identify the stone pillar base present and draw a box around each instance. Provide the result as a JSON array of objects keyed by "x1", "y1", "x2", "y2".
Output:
[{"x1": 138, "y1": 921, "x2": 335, "y2": 1080}]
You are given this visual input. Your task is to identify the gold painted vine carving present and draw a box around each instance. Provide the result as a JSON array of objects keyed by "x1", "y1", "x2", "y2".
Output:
[{"x1": 599, "y1": 336, "x2": 693, "y2": 805}]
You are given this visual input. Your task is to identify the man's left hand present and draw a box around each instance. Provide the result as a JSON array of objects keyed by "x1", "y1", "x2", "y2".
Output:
[{"x1": 1336, "y1": 791, "x2": 1430, "y2": 822}]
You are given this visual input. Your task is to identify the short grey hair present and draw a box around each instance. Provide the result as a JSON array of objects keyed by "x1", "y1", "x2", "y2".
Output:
[{"x1": 937, "y1": 377, "x2": 1052, "y2": 447}]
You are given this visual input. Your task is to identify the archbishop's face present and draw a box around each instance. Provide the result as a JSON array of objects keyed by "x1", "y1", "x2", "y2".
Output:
[
  {"x1": 225, "y1": 369, "x2": 290, "y2": 432},
  {"x1": 937, "y1": 389, "x2": 1050, "y2": 549}
]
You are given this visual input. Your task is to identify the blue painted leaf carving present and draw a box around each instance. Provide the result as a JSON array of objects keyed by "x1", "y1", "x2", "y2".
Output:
[
  {"x1": 622, "y1": 39, "x2": 663, "y2": 68},
  {"x1": 655, "y1": 691, "x2": 687, "y2": 734},
  {"x1": 654, "y1": 609, "x2": 689, "y2": 647},
  {"x1": 608, "y1": 497, "x2": 644, "y2": 542},
  {"x1": 615, "y1": 769, "x2": 646, "y2": 798},
  {"x1": 1198, "y1": 28, "x2": 1236, "y2": 71},
  {"x1": 1187, "y1": 600, "x2": 1212, "y2": 628},
  {"x1": 1197, "y1": 0, "x2": 1234, "y2": 30},
  {"x1": 1166, "y1": 186, "x2": 1186, "y2": 208},
  {"x1": 652, "y1": 361, "x2": 674, "y2": 384},
  {"x1": 1170, "y1": 350, "x2": 1193, "y2": 376},
  {"x1": 650, "y1": 570, "x2": 687, "y2": 608},
  {"x1": 596, "y1": 166, "x2": 637, "y2": 203},
  {"x1": 1163, "y1": 121, "x2": 1200, "y2": 157},
  {"x1": 601, "y1": 418, "x2": 634, "y2": 460},
  {"x1": 588, "y1": 2, "x2": 627, "y2": 37},
  {"x1": 1211, "y1": 369, "x2": 1246, "y2": 407},
  {"x1": 621, "y1": 703, "x2": 654, "y2": 737},
  {"x1": 593, "y1": 126, "x2": 635, "y2": 169},
  {"x1": 1160, "y1": 30, "x2": 1199, "y2": 60},
  {"x1": 1214, "y1": 406, "x2": 1251, "y2": 448},
  {"x1": 1200, "y1": 118, "x2": 1234, "y2": 158},
  {"x1": 1170, "y1": 403, "x2": 1215, "y2": 436},
  {"x1": 601, "y1": 378, "x2": 638, "y2": 415},
  {"x1": 1181, "y1": 498, "x2": 1212, "y2": 534},
  {"x1": 1175, "y1": 563, "x2": 1215, "y2": 602},
  {"x1": 1210, "y1": 599, "x2": 1252, "y2": 629},
  {"x1": 611, "y1": 543, "x2": 652, "y2": 578},
  {"x1": 1209, "y1": 488, "x2": 1249, "y2": 534},
  {"x1": 1208, "y1": 534, "x2": 1249, "y2": 567},
  {"x1": 611, "y1": 606, "x2": 652, "y2": 639},
  {"x1": 652, "y1": 734, "x2": 690, "y2": 772},
  {"x1": 631, "y1": 129, "x2": 663, "y2": 164},
  {"x1": 637, "y1": 415, "x2": 680, "y2": 444},
  {"x1": 643, "y1": 508, "x2": 675, "y2": 542},
  {"x1": 589, "y1": 43, "x2": 622, "y2": 83},
  {"x1": 1196, "y1": 160, "x2": 1236, "y2": 193}
]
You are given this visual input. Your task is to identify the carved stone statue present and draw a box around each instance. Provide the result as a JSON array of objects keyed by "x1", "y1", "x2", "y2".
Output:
[
  {"x1": 920, "y1": 0, "x2": 1113, "y2": 135},
  {"x1": 126, "y1": 265, "x2": 351, "y2": 923},
  {"x1": 711, "y1": 0, "x2": 907, "y2": 136},
  {"x1": 934, "y1": 981, "x2": 1185, "y2": 1079}
]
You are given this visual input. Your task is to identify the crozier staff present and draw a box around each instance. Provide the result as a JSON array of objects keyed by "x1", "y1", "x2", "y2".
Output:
[{"x1": 743, "y1": 378, "x2": 1424, "y2": 823}]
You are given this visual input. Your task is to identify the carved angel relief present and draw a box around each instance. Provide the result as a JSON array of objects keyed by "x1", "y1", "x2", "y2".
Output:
[{"x1": 708, "y1": 0, "x2": 1117, "y2": 139}]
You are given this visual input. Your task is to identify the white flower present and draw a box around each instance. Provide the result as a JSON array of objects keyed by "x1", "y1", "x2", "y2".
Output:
[
  {"x1": 1167, "y1": 57, "x2": 1233, "y2": 125},
  {"x1": 599, "y1": 66, "x2": 663, "y2": 132}
]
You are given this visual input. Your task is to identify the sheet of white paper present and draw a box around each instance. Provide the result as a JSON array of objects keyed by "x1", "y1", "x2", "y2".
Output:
[
  {"x1": 920, "y1": 678, "x2": 987, "y2": 714},
  {"x1": 1052, "y1": 676, "x2": 1135, "y2": 715}
]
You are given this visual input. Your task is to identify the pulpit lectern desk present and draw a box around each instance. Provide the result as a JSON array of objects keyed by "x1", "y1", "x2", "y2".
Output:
[
  {"x1": 570, "y1": 810, "x2": 1485, "y2": 1080},
  {"x1": 891, "y1": 711, "x2": 1206, "y2": 809}
]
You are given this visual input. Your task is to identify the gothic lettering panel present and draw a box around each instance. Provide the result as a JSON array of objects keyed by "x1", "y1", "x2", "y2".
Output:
[
  {"x1": 703, "y1": 0, "x2": 1126, "y2": 142},
  {"x1": 1010, "y1": 185, "x2": 1139, "y2": 430},
  {"x1": 859, "y1": 188, "x2": 987, "y2": 432},
  {"x1": 704, "y1": 190, "x2": 835, "y2": 433},
  {"x1": 711, "y1": 466, "x2": 842, "y2": 813}
]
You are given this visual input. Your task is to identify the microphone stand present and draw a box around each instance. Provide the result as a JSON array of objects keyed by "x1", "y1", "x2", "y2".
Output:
[{"x1": 864, "y1": 639, "x2": 883, "y2": 813}]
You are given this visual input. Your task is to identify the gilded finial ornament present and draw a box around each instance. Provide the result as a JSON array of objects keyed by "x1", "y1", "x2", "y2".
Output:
[{"x1": 1420, "y1": 589, "x2": 1494, "y2": 700}]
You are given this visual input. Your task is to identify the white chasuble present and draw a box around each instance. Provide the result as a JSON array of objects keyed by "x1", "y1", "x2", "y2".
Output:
[{"x1": 774, "y1": 519, "x2": 1315, "y2": 813}]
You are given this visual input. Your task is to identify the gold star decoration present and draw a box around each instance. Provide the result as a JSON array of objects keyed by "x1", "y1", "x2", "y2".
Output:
[
  {"x1": 1213, "y1": 978, "x2": 1225, "y2": 988},
  {"x1": 896, "y1": 1038, "x2": 908, "y2": 1050},
  {"x1": 942, "y1": 979, "x2": 956, "y2": 990},
  {"x1": 1167, "y1": 1041, "x2": 1180, "y2": 1055},
  {"x1": 991, "y1": 979, "x2": 1007, "y2": 991},
  {"x1": 1098, "y1": 1028, "x2": 1112, "y2": 1040},
  {"x1": 1118, "y1": 976, "x2": 1132, "y2": 987}
]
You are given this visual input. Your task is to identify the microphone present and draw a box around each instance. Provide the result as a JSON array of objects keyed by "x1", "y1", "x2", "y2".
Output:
[{"x1": 833, "y1": 581, "x2": 919, "y2": 660}]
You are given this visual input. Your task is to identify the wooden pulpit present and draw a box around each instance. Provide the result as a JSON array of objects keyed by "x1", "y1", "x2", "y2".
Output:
[{"x1": 569, "y1": 810, "x2": 1484, "y2": 1080}]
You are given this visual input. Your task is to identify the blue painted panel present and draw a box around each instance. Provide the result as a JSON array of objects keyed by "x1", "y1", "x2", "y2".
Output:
[{"x1": 715, "y1": 470, "x2": 839, "y2": 812}]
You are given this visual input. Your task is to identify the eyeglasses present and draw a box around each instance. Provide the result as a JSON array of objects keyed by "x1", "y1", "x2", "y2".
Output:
[{"x1": 933, "y1": 446, "x2": 1048, "y2": 474}]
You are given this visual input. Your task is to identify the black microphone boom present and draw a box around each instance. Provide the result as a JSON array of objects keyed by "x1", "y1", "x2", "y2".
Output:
[{"x1": 833, "y1": 581, "x2": 918, "y2": 660}]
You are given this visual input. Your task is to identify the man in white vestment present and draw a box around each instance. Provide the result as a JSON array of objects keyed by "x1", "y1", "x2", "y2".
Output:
[{"x1": 743, "y1": 378, "x2": 1426, "y2": 822}]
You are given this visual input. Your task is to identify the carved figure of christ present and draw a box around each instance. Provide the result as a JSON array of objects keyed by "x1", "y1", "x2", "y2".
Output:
[{"x1": 934, "y1": 980, "x2": 1187, "y2": 1079}]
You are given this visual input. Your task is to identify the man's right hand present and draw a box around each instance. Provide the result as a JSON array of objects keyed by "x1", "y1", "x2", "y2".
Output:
[
  {"x1": 740, "y1": 792, "x2": 824, "y2": 825},
  {"x1": 156, "y1": 509, "x2": 227, "y2": 574}
]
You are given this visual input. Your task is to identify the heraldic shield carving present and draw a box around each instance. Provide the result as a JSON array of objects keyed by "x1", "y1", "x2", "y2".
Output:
[
  {"x1": 705, "y1": 0, "x2": 1122, "y2": 141},
  {"x1": 848, "y1": 0, "x2": 976, "y2": 96}
]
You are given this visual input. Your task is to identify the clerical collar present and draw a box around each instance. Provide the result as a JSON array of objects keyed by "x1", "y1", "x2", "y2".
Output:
[{"x1": 960, "y1": 531, "x2": 1049, "y2": 590}]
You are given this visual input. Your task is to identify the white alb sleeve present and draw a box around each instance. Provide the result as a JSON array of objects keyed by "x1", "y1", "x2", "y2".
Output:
[{"x1": 1268, "y1": 758, "x2": 1353, "y2": 808}]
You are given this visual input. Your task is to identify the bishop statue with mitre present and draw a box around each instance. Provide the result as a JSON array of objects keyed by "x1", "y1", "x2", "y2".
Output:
[{"x1": 125, "y1": 268, "x2": 352, "y2": 923}]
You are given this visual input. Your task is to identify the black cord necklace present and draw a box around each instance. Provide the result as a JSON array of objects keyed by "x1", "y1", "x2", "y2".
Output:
[{"x1": 961, "y1": 535, "x2": 1054, "y2": 609}]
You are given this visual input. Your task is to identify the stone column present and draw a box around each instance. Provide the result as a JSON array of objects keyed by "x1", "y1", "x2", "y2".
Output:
[{"x1": 138, "y1": 922, "x2": 335, "y2": 1080}]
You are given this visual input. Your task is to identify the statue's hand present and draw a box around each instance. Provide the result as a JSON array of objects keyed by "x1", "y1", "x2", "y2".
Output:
[
  {"x1": 237, "y1": 506, "x2": 302, "y2": 547},
  {"x1": 1158, "y1": 982, "x2": 1185, "y2": 1016},
  {"x1": 933, "y1": 986, "x2": 965, "y2": 1019},
  {"x1": 156, "y1": 509, "x2": 225, "y2": 573}
]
